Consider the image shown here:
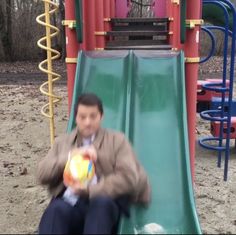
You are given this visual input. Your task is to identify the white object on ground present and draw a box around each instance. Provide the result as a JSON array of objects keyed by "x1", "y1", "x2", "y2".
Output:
[{"x1": 134, "y1": 223, "x2": 166, "y2": 234}]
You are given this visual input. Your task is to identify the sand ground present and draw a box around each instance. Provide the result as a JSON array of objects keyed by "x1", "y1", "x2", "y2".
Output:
[{"x1": 0, "y1": 70, "x2": 236, "y2": 234}]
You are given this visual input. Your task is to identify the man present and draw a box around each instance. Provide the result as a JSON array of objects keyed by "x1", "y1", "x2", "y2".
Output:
[{"x1": 37, "y1": 93, "x2": 151, "y2": 234}]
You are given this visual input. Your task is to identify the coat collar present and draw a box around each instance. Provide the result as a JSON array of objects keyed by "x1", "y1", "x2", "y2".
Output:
[
  {"x1": 93, "y1": 128, "x2": 105, "y2": 149},
  {"x1": 70, "y1": 127, "x2": 105, "y2": 149}
]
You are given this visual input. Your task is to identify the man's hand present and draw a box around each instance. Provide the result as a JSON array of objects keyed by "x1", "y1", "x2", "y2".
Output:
[
  {"x1": 63, "y1": 146, "x2": 97, "y2": 196},
  {"x1": 68, "y1": 181, "x2": 89, "y2": 196},
  {"x1": 70, "y1": 145, "x2": 97, "y2": 162},
  {"x1": 63, "y1": 178, "x2": 88, "y2": 195}
]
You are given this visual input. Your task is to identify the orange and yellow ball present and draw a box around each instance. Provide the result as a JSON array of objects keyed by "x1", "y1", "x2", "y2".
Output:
[{"x1": 63, "y1": 153, "x2": 95, "y2": 188}]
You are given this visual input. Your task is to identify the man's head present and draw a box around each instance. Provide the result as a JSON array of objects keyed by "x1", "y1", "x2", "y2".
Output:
[{"x1": 75, "y1": 93, "x2": 103, "y2": 138}]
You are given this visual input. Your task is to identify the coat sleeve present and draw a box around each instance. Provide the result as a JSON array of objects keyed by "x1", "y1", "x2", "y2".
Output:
[
  {"x1": 88, "y1": 133, "x2": 140, "y2": 199},
  {"x1": 37, "y1": 135, "x2": 68, "y2": 186}
]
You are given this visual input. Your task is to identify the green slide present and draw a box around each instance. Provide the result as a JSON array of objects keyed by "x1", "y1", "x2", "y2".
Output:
[
  {"x1": 67, "y1": 50, "x2": 202, "y2": 234},
  {"x1": 202, "y1": 3, "x2": 233, "y2": 31}
]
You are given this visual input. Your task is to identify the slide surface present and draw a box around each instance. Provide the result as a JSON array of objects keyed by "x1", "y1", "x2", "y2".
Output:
[{"x1": 67, "y1": 50, "x2": 202, "y2": 234}]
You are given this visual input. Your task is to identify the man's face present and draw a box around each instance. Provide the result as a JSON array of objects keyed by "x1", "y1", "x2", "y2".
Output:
[{"x1": 76, "y1": 104, "x2": 103, "y2": 138}]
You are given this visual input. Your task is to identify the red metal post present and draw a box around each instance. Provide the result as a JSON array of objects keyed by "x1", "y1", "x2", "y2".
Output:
[
  {"x1": 167, "y1": 1, "x2": 174, "y2": 46},
  {"x1": 110, "y1": 0, "x2": 116, "y2": 18},
  {"x1": 95, "y1": 0, "x2": 105, "y2": 49},
  {"x1": 83, "y1": 0, "x2": 96, "y2": 50},
  {"x1": 184, "y1": 0, "x2": 201, "y2": 181},
  {"x1": 172, "y1": 2, "x2": 181, "y2": 49},
  {"x1": 104, "y1": 0, "x2": 111, "y2": 23},
  {"x1": 65, "y1": 0, "x2": 80, "y2": 112},
  {"x1": 104, "y1": 0, "x2": 111, "y2": 44}
]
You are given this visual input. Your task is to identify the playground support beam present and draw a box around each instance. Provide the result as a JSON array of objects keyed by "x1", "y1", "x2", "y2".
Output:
[
  {"x1": 83, "y1": 0, "x2": 96, "y2": 50},
  {"x1": 184, "y1": 0, "x2": 201, "y2": 181},
  {"x1": 172, "y1": 0, "x2": 181, "y2": 49},
  {"x1": 167, "y1": 1, "x2": 181, "y2": 49},
  {"x1": 103, "y1": 0, "x2": 112, "y2": 43},
  {"x1": 110, "y1": 0, "x2": 116, "y2": 18},
  {"x1": 95, "y1": 0, "x2": 105, "y2": 49},
  {"x1": 65, "y1": 0, "x2": 80, "y2": 113},
  {"x1": 166, "y1": 1, "x2": 174, "y2": 46}
]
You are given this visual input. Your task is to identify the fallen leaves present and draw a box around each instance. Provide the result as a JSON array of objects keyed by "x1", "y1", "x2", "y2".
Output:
[
  {"x1": 0, "y1": 60, "x2": 66, "y2": 74},
  {"x1": 2, "y1": 161, "x2": 28, "y2": 177}
]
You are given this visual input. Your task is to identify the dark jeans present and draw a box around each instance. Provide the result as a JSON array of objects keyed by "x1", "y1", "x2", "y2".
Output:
[{"x1": 38, "y1": 195, "x2": 130, "y2": 235}]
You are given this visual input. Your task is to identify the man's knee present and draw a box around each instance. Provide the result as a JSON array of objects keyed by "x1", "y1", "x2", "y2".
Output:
[
  {"x1": 45, "y1": 198, "x2": 73, "y2": 217},
  {"x1": 89, "y1": 196, "x2": 120, "y2": 222},
  {"x1": 39, "y1": 198, "x2": 73, "y2": 234},
  {"x1": 84, "y1": 196, "x2": 120, "y2": 234},
  {"x1": 89, "y1": 196, "x2": 117, "y2": 210}
]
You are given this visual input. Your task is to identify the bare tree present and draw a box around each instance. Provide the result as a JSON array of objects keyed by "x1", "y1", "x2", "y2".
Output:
[
  {"x1": 129, "y1": 0, "x2": 154, "y2": 17},
  {"x1": 0, "y1": 0, "x2": 64, "y2": 61},
  {"x1": 58, "y1": 0, "x2": 65, "y2": 59},
  {"x1": 0, "y1": 0, "x2": 13, "y2": 61},
  {"x1": 51, "y1": 0, "x2": 66, "y2": 59}
]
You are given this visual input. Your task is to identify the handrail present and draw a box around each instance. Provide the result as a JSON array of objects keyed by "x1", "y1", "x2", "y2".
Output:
[
  {"x1": 199, "y1": 27, "x2": 216, "y2": 63},
  {"x1": 203, "y1": 25, "x2": 233, "y2": 37},
  {"x1": 200, "y1": 25, "x2": 233, "y2": 64},
  {"x1": 202, "y1": 1, "x2": 233, "y2": 31}
]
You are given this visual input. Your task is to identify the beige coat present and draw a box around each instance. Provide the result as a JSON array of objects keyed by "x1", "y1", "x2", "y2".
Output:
[{"x1": 37, "y1": 128, "x2": 151, "y2": 204}]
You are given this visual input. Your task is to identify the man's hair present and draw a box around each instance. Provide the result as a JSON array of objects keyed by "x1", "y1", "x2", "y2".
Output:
[{"x1": 75, "y1": 93, "x2": 103, "y2": 115}]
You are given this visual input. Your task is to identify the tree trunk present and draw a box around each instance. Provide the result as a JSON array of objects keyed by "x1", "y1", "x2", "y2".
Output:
[
  {"x1": 0, "y1": 1, "x2": 13, "y2": 61},
  {"x1": 58, "y1": 0, "x2": 66, "y2": 59},
  {"x1": 6, "y1": 0, "x2": 13, "y2": 61}
]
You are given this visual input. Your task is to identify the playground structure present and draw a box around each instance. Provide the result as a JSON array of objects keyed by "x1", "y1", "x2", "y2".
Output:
[
  {"x1": 37, "y1": 0, "x2": 236, "y2": 234},
  {"x1": 198, "y1": 0, "x2": 236, "y2": 182},
  {"x1": 64, "y1": 0, "x2": 201, "y2": 180}
]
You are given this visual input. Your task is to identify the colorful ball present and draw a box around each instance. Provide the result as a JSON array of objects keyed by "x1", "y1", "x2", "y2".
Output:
[{"x1": 63, "y1": 153, "x2": 95, "y2": 188}]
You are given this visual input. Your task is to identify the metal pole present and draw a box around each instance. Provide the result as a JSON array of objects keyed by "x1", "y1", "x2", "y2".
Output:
[
  {"x1": 184, "y1": 0, "x2": 201, "y2": 181},
  {"x1": 64, "y1": 0, "x2": 80, "y2": 113},
  {"x1": 44, "y1": 1, "x2": 55, "y2": 145},
  {"x1": 37, "y1": 0, "x2": 62, "y2": 146}
]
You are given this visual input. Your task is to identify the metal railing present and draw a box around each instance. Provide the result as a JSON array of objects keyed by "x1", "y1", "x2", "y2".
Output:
[{"x1": 199, "y1": 0, "x2": 236, "y2": 181}]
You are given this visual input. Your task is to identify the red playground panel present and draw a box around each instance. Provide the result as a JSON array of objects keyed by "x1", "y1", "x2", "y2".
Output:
[
  {"x1": 211, "y1": 117, "x2": 236, "y2": 139},
  {"x1": 197, "y1": 79, "x2": 229, "y2": 101},
  {"x1": 197, "y1": 80, "x2": 214, "y2": 101}
]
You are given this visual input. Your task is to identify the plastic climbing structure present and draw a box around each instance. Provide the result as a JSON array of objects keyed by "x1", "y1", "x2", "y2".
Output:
[
  {"x1": 64, "y1": 0, "x2": 202, "y2": 234},
  {"x1": 36, "y1": 0, "x2": 236, "y2": 234},
  {"x1": 198, "y1": 0, "x2": 236, "y2": 182},
  {"x1": 64, "y1": 0, "x2": 201, "y2": 179}
]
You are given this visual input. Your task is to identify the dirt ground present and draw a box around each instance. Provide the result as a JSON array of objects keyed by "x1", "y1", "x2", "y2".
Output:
[{"x1": 0, "y1": 61, "x2": 236, "y2": 234}]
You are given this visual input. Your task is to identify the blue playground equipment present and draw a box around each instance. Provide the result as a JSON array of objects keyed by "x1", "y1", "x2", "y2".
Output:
[{"x1": 199, "y1": 0, "x2": 236, "y2": 181}]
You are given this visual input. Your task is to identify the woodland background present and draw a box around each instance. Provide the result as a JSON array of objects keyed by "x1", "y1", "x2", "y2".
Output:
[{"x1": 1, "y1": 0, "x2": 236, "y2": 62}]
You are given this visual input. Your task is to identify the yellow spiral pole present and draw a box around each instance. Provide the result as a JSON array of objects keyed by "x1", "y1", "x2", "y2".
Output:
[{"x1": 36, "y1": 0, "x2": 62, "y2": 146}]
